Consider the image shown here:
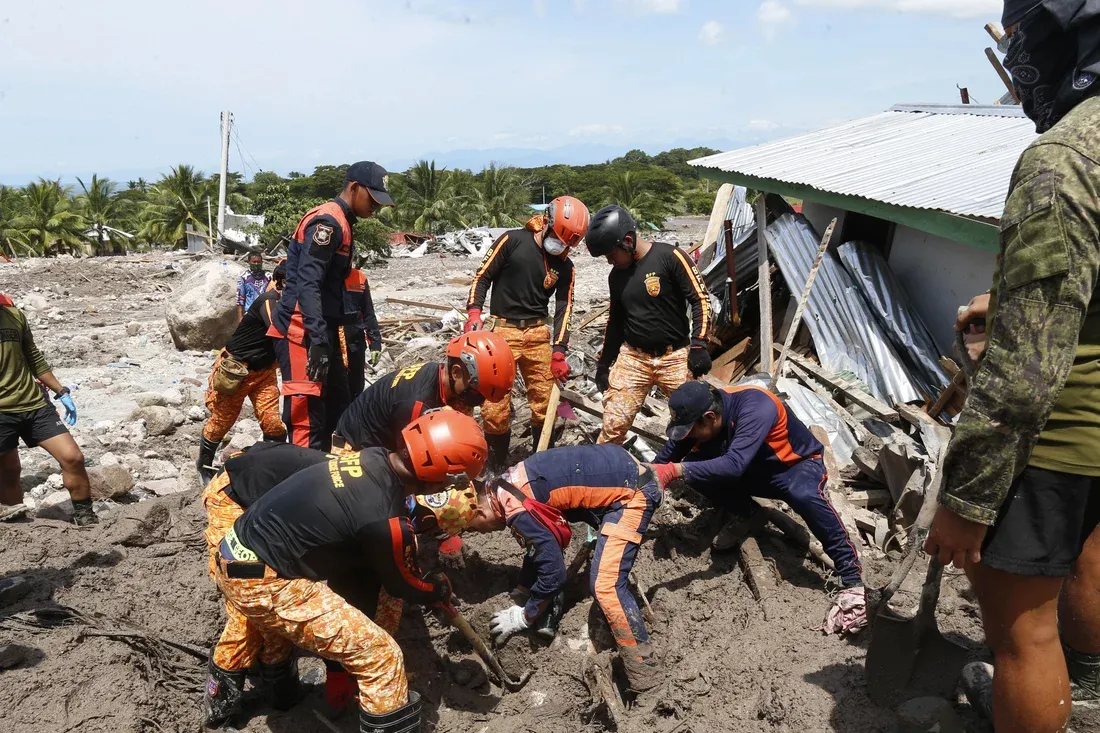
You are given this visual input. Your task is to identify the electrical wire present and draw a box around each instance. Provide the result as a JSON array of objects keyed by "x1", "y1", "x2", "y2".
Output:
[{"x1": 230, "y1": 120, "x2": 265, "y2": 177}]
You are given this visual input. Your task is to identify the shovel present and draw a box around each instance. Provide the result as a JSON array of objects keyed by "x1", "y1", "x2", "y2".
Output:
[{"x1": 436, "y1": 601, "x2": 533, "y2": 692}]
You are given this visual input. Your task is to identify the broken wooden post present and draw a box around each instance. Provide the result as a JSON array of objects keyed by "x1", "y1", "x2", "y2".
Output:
[
  {"x1": 756, "y1": 196, "x2": 773, "y2": 374},
  {"x1": 775, "y1": 345, "x2": 899, "y2": 422},
  {"x1": 701, "y1": 183, "x2": 735, "y2": 258},
  {"x1": 739, "y1": 536, "x2": 777, "y2": 620},
  {"x1": 723, "y1": 218, "x2": 740, "y2": 326}
]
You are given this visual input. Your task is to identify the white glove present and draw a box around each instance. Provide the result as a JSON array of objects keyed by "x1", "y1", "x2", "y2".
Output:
[
  {"x1": 820, "y1": 586, "x2": 868, "y2": 636},
  {"x1": 489, "y1": 604, "x2": 530, "y2": 646}
]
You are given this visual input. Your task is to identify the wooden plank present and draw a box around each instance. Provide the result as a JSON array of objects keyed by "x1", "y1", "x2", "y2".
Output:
[
  {"x1": 756, "y1": 499, "x2": 834, "y2": 570},
  {"x1": 756, "y1": 197, "x2": 774, "y2": 373},
  {"x1": 385, "y1": 297, "x2": 457, "y2": 312},
  {"x1": 927, "y1": 372, "x2": 963, "y2": 419},
  {"x1": 701, "y1": 183, "x2": 735, "y2": 260},
  {"x1": 738, "y1": 537, "x2": 777, "y2": 619},
  {"x1": 939, "y1": 356, "x2": 960, "y2": 379},
  {"x1": 577, "y1": 303, "x2": 610, "y2": 330},
  {"x1": 786, "y1": 361, "x2": 871, "y2": 443},
  {"x1": 986, "y1": 47, "x2": 1021, "y2": 103},
  {"x1": 847, "y1": 489, "x2": 892, "y2": 509},
  {"x1": 775, "y1": 345, "x2": 899, "y2": 422},
  {"x1": 559, "y1": 388, "x2": 667, "y2": 446}
]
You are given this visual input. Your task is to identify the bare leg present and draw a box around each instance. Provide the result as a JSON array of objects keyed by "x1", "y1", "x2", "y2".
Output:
[
  {"x1": 37, "y1": 433, "x2": 89, "y2": 502},
  {"x1": 1061, "y1": 525, "x2": 1100, "y2": 655},
  {"x1": 0, "y1": 449, "x2": 22, "y2": 506},
  {"x1": 968, "y1": 563, "x2": 1070, "y2": 733}
]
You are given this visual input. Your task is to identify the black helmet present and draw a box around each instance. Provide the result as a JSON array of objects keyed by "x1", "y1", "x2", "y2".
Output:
[{"x1": 585, "y1": 205, "x2": 636, "y2": 257}]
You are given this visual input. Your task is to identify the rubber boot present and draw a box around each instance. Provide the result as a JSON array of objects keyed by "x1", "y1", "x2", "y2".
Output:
[
  {"x1": 70, "y1": 498, "x2": 99, "y2": 526},
  {"x1": 261, "y1": 657, "x2": 303, "y2": 711},
  {"x1": 324, "y1": 659, "x2": 357, "y2": 718},
  {"x1": 485, "y1": 431, "x2": 511, "y2": 475},
  {"x1": 197, "y1": 436, "x2": 220, "y2": 486},
  {"x1": 359, "y1": 690, "x2": 422, "y2": 733},
  {"x1": 960, "y1": 661, "x2": 993, "y2": 721},
  {"x1": 203, "y1": 658, "x2": 245, "y2": 729},
  {"x1": 1066, "y1": 643, "x2": 1100, "y2": 707},
  {"x1": 261, "y1": 432, "x2": 287, "y2": 443},
  {"x1": 534, "y1": 591, "x2": 564, "y2": 640},
  {"x1": 621, "y1": 646, "x2": 662, "y2": 693}
]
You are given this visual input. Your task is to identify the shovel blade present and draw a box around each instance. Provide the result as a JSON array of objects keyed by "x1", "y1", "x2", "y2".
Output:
[{"x1": 866, "y1": 614, "x2": 969, "y2": 707}]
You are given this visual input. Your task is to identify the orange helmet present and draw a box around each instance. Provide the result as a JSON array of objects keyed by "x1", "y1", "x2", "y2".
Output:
[
  {"x1": 413, "y1": 486, "x2": 479, "y2": 537},
  {"x1": 547, "y1": 195, "x2": 590, "y2": 251},
  {"x1": 401, "y1": 410, "x2": 488, "y2": 483},
  {"x1": 445, "y1": 331, "x2": 516, "y2": 403}
]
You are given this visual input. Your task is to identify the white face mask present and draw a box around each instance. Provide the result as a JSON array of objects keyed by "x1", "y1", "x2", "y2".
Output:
[{"x1": 543, "y1": 235, "x2": 567, "y2": 255}]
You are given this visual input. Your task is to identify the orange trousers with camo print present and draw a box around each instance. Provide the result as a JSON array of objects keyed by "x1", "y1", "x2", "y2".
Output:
[
  {"x1": 203, "y1": 352, "x2": 286, "y2": 442},
  {"x1": 597, "y1": 344, "x2": 690, "y2": 445},
  {"x1": 481, "y1": 323, "x2": 554, "y2": 436}
]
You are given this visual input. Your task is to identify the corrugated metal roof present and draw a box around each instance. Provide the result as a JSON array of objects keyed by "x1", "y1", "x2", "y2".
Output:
[{"x1": 689, "y1": 104, "x2": 1037, "y2": 222}]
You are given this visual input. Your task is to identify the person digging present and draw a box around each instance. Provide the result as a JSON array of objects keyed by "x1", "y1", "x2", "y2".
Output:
[
  {"x1": 203, "y1": 410, "x2": 487, "y2": 732},
  {"x1": 0, "y1": 291, "x2": 95, "y2": 526},
  {"x1": 465, "y1": 443, "x2": 665, "y2": 693}
]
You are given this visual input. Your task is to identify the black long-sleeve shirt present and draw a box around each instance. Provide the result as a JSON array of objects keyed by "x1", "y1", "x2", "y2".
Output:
[
  {"x1": 234, "y1": 448, "x2": 444, "y2": 605},
  {"x1": 225, "y1": 289, "x2": 281, "y2": 370},
  {"x1": 466, "y1": 227, "x2": 574, "y2": 349},
  {"x1": 343, "y1": 268, "x2": 382, "y2": 350},
  {"x1": 334, "y1": 362, "x2": 458, "y2": 451},
  {"x1": 600, "y1": 241, "x2": 711, "y2": 366},
  {"x1": 222, "y1": 442, "x2": 331, "y2": 507}
]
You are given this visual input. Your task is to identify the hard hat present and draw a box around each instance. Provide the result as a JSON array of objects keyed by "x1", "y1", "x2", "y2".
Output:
[
  {"x1": 401, "y1": 410, "x2": 488, "y2": 483},
  {"x1": 547, "y1": 195, "x2": 590, "y2": 250},
  {"x1": 413, "y1": 486, "x2": 479, "y2": 537},
  {"x1": 445, "y1": 331, "x2": 516, "y2": 403},
  {"x1": 585, "y1": 205, "x2": 637, "y2": 257}
]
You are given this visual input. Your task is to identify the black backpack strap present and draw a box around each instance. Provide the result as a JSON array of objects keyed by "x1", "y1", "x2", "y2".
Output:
[{"x1": 495, "y1": 478, "x2": 529, "y2": 503}]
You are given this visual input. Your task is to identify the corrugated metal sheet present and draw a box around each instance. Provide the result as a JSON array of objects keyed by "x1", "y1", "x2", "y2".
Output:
[
  {"x1": 697, "y1": 185, "x2": 754, "y2": 271},
  {"x1": 690, "y1": 105, "x2": 1036, "y2": 222}
]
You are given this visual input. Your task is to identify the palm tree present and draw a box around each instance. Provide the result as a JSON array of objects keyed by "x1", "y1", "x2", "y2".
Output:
[
  {"x1": 609, "y1": 170, "x2": 660, "y2": 228},
  {"x1": 401, "y1": 160, "x2": 462, "y2": 235},
  {"x1": 13, "y1": 179, "x2": 86, "y2": 255},
  {"x1": 0, "y1": 186, "x2": 27, "y2": 259},
  {"x1": 78, "y1": 174, "x2": 132, "y2": 254},
  {"x1": 468, "y1": 163, "x2": 531, "y2": 228},
  {"x1": 140, "y1": 164, "x2": 214, "y2": 247}
]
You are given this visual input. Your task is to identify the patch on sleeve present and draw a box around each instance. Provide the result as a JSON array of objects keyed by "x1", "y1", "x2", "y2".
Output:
[{"x1": 312, "y1": 224, "x2": 334, "y2": 247}]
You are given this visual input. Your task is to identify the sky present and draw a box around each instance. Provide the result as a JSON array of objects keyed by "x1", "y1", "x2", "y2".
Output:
[{"x1": 0, "y1": 0, "x2": 1006, "y2": 185}]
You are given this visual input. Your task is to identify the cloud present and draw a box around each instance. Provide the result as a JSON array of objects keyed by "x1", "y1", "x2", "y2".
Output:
[
  {"x1": 698, "y1": 20, "x2": 723, "y2": 45},
  {"x1": 568, "y1": 123, "x2": 625, "y2": 137},
  {"x1": 616, "y1": 0, "x2": 683, "y2": 14},
  {"x1": 746, "y1": 119, "x2": 779, "y2": 131},
  {"x1": 794, "y1": 0, "x2": 998, "y2": 19},
  {"x1": 757, "y1": 0, "x2": 794, "y2": 39}
]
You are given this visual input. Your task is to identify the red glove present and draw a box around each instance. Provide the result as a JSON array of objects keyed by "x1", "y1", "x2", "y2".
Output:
[
  {"x1": 438, "y1": 535, "x2": 465, "y2": 568},
  {"x1": 324, "y1": 669, "x2": 356, "y2": 713},
  {"x1": 651, "y1": 462, "x2": 682, "y2": 490},
  {"x1": 464, "y1": 309, "x2": 483, "y2": 332},
  {"x1": 550, "y1": 351, "x2": 570, "y2": 381}
]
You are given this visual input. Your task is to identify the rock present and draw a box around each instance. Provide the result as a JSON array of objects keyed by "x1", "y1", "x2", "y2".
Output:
[
  {"x1": 144, "y1": 460, "x2": 179, "y2": 480},
  {"x1": 179, "y1": 377, "x2": 203, "y2": 387},
  {"x1": 143, "y1": 479, "x2": 187, "y2": 496},
  {"x1": 134, "y1": 392, "x2": 167, "y2": 408},
  {"x1": 20, "y1": 294, "x2": 48, "y2": 311},
  {"x1": 169, "y1": 409, "x2": 186, "y2": 426},
  {"x1": 162, "y1": 388, "x2": 184, "y2": 406},
  {"x1": 128, "y1": 421, "x2": 147, "y2": 443},
  {"x1": 92, "y1": 420, "x2": 116, "y2": 435},
  {"x1": 45, "y1": 473, "x2": 64, "y2": 491},
  {"x1": 90, "y1": 320, "x2": 106, "y2": 328},
  {"x1": 125, "y1": 321, "x2": 142, "y2": 336},
  {"x1": 130, "y1": 406, "x2": 175, "y2": 436},
  {"x1": 87, "y1": 464, "x2": 135, "y2": 500},
  {"x1": 98, "y1": 452, "x2": 120, "y2": 467},
  {"x1": 35, "y1": 490, "x2": 73, "y2": 521},
  {"x1": 228, "y1": 433, "x2": 256, "y2": 452},
  {"x1": 118, "y1": 453, "x2": 142, "y2": 472},
  {"x1": 187, "y1": 405, "x2": 207, "y2": 421},
  {"x1": 165, "y1": 260, "x2": 246, "y2": 351},
  {"x1": 896, "y1": 697, "x2": 965, "y2": 733}
]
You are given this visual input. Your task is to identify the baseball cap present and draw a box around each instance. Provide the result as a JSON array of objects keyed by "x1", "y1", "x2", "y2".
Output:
[
  {"x1": 346, "y1": 161, "x2": 394, "y2": 207},
  {"x1": 666, "y1": 380, "x2": 716, "y2": 441}
]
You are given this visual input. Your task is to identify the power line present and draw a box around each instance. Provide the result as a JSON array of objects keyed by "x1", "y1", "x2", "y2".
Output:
[{"x1": 230, "y1": 120, "x2": 265, "y2": 178}]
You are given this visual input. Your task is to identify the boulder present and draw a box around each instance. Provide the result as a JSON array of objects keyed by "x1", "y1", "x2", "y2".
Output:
[
  {"x1": 144, "y1": 459, "x2": 180, "y2": 480},
  {"x1": 134, "y1": 392, "x2": 167, "y2": 408},
  {"x1": 35, "y1": 490, "x2": 73, "y2": 521},
  {"x1": 165, "y1": 260, "x2": 245, "y2": 351},
  {"x1": 87, "y1": 464, "x2": 134, "y2": 500},
  {"x1": 143, "y1": 479, "x2": 186, "y2": 497},
  {"x1": 187, "y1": 405, "x2": 207, "y2": 421},
  {"x1": 169, "y1": 409, "x2": 186, "y2": 426},
  {"x1": 19, "y1": 294, "x2": 48, "y2": 311},
  {"x1": 162, "y1": 388, "x2": 184, "y2": 406},
  {"x1": 98, "y1": 452, "x2": 120, "y2": 467},
  {"x1": 131, "y1": 406, "x2": 175, "y2": 436},
  {"x1": 125, "y1": 321, "x2": 142, "y2": 336}
]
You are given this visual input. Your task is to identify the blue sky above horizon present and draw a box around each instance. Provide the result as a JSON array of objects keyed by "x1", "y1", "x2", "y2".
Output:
[{"x1": 0, "y1": 0, "x2": 1004, "y2": 185}]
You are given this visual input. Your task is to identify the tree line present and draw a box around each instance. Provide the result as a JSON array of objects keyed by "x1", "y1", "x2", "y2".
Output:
[{"x1": 0, "y1": 146, "x2": 719, "y2": 259}]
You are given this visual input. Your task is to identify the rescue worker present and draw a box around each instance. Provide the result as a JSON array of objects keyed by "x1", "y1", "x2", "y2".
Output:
[
  {"x1": 0, "y1": 291, "x2": 95, "y2": 526},
  {"x1": 204, "y1": 410, "x2": 487, "y2": 732},
  {"x1": 197, "y1": 262, "x2": 288, "y2": 485},
  {"x1": 465, "y1": 196, "x2": 589, "y2": 470},
  {"x1": 466, "y1": 443, "x2": 664, "y2": 692},
  {"x1": 268, "y1": 161, "x2": 394, "y2": 450},
  {"x1": 236, "y1": 252, "x2": 270, "y2": 321},
  {"x1": 341, "y1": 266, "x2": 383, "y2": 397},
  {"x1": 651, "y1": 381, "x2": 865, "y2": 632},
  {"x1": 923, "y1": 5, "x2": 1100, "y2": 730},
  {"x1": 585, "y1": 205, "x2": 713, "y2": 445}
]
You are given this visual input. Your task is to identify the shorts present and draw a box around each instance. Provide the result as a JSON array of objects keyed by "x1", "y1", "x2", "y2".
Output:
[
  {"x1": 981, "y1": 465, "x2": 1100, "y2": 576},
  {"x1": 0, "y1": 404, "x2": 67, "y2": 453}
]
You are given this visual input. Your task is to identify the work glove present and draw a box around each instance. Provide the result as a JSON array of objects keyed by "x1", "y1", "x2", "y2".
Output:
[
  {"x1": 819, "y1": 586, "x2": 867, "y2": 636},
  {"x1": 595, "y1": 363, "x2": 611, "y2": 393},
  {"x1": 650, "y1": 462, "x2": 683, "y2": 490},
  {"x1": 550, "y1": 351, "x2": 570, "y2": 381},
  {"x1": 428, "y1": 571, "x2": 454, "y2": 605},
  {"x1": 489, "y1": 604, "x2": 530, "y2": 646},
  {"x1": 55, "y1": 388, "x2": 77, "y2": 426},
  {"x1": 464, "y1": 308, "x2": 483, "y2": 333},
  {"x1": 687, "y1": 345, "x2": 712, "y2": 378},
  {"x1": 324, "y1": 669, "x2": 356, "y2": 714},
  {"x1": 369, "y1": 349, "x2": 382, "y2": 368},
  {"x1": 306, "y1": 343, "x2": 330, "y2": 383},
  {"x1": 438, "y1": 535, "x2": 465, "y2": 569}
]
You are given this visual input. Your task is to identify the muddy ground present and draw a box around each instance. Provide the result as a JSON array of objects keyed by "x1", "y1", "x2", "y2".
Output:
[{"x1": 0, "y1": 235, "x2": 1027, "y2": 733}]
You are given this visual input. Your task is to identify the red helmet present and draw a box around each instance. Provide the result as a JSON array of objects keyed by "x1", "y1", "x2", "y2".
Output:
[
  {"x1": 547, "y1": 195, "x2": 590, "y2": 250},
  {"x1": 445, "y1": 331, "x2": 516, "y2": 403},
  {"x1": 401, "y1": 410, "x2": 488, "y2": 483}
]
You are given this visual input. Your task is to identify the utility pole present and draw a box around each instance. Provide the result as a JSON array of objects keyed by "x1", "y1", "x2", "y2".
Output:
[
  {"x1": 206, "y1": 197, "x2": 213, "y2": 241},
  {"x1": 216, "y1": 110, "x2": 232, "y2": 242}
]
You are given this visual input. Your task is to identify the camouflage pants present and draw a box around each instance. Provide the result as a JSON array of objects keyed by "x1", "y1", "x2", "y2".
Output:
[
  {"x1": 203, "y1": 353, "x2": 285, "y2": 442},
  {"x1": 598, "y1": 344, "x2": 690, "y2": 445},
  {"x1": 481, "y1": 324, "x2": 554, "y2": 436},
  {"x1": 214, "y1": 561, "x2": 408, "y2": 714}
]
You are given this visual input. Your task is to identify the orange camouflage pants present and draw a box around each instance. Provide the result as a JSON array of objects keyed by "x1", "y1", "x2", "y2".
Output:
[
  {"x1": 203, "y1": 352, "x2": 286, "y2": 442},
  {"x1": 481, "y1": 324, "x2": 553, "y2": 436},
  {"x1": 213, "y1": 555, "x2": 408, "y2": 714},
  {"x1": 598, "y1": 344, "x2": 690, "y2": 445}
]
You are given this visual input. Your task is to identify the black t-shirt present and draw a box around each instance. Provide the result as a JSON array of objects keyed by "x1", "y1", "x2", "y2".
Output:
[
  {"x1": 233, "y1": 448, "x2": 444, "y2": 604},
  {"x1": 225, "y1": 289, "x2": 280, "y2": 370},
  {"x1": 466, "y1": 227, "x2": 575, "y2": 348},
  {"x1": 334, "y1": 362, "x2": 446, "y2": 451},
  {"x1": 601, "y1": 241, "x2": 712, "y2": 364},
  {"x1": 222, "y1": 442, "x2": 331, "y2": 507}
]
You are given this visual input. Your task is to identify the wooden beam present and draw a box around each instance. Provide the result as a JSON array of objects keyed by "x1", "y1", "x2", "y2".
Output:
[
  {"x1": 559, "y1": 388, "x2": 667, "y2": 446},
  {"x1": 775, "y1": 345, "x2": 899, "y2": 422},
  {"x1": 786, "y1": 361, "x2": 872, "y2": 443},
  {"x1": 986, "y1": 47, "x2": 1021, "y2": 104},
  {"x1": 577, "y1": 303, "x2": 610, "y2": 330},
  {"x1": 385, "y1": 297, "x2": 458, "y2": 312},
  {"x1": 701, "y1": 183, "x2": 735, "y2": 260},
  {"x1": 847, "y1": 489, "x2": 892, "y2": 509},
  {"x1": 757, "y1": 197, "x2": 774, "y2": 373}
]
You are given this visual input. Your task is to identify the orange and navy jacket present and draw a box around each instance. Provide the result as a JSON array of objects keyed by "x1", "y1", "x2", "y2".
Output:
[
  {"x1": 270, "y1": 198, "x2": 356, "y2": 348},
  {"x1": 342, "y1": 268, "x2": 382, "y2": 350},
  {"x1": 466, "y1": 225, "x2": 575, "y2": 351},
  {"x1": 654, "y1": 385, "x2": 823, "y2": 488},
  {"x1": 492, "y1": 444, "x2": 644, "y2": 619},
  {"x1": 600, "y1": 241, "x2": 711, "y2": 365}
]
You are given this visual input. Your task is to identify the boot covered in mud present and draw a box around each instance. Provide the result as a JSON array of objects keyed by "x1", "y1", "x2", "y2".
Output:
[
  {"x1": 485, "y1": 431, "x2": 511, "y2": 475},
  {"x1": 621, "y1": 645, "x2": 663, "y2": 693},
  {"x1": 196, "y1": 436, "x2": 220, "y2": 486},
  {"x1": 534, "y1": 590, "x2": 564, "y2": 640},
  {"x1": 70, "y1": 498, "x2": 99, "y2": 526},
  {"x1": 360, "y1": 689, "x2": 421, "y2": 733},
  {"x1": 1066, "y1": 643, "x2": 1100, "y2": 708},
  {"x1": 261, "y1": 657, "x2": 303, "y2": 711},
  {"x1": 960, "y1": 661, "x2": 993, "y2": 721},
  {"x1": 203, "y1": 658, "x2": 245, "y2": 728}
]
